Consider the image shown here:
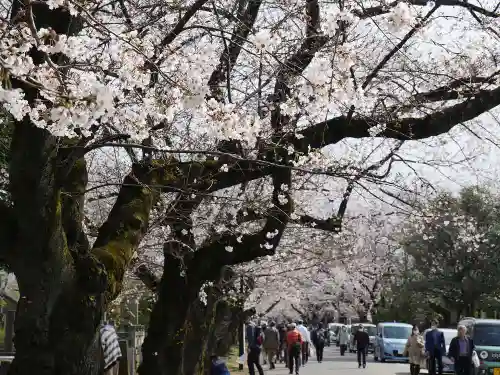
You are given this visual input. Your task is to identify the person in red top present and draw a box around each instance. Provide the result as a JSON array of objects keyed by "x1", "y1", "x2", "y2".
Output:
[{"x1": 286, "y1": 323, "x2": 303, "y2": 375}]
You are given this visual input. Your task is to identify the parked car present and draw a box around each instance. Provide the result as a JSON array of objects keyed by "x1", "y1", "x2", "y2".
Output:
[
  {"x1": 423, "y1": 328, "x2": 456, "y2": 374},
  {"x1": 349, "y1": 323, "x2": 377, "y2": 353},
  {"x1": 458, "y1": 317, "x2": 500, "y2": 375},
  {"x1": 374, "y1": 322, "x2": 412, "y2": 362}
]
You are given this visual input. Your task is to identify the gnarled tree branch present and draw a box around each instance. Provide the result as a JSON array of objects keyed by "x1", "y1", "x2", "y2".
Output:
[{"x1": 91, "y1": 161, "x2": 180, "y2": 299}]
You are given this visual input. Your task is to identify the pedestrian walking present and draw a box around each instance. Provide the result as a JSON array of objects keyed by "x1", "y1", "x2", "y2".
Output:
[
  {"x1": 284, "y1": 323, "x2": 293, "y2": 368},
  {"x1": 425, "y1": 320, "x2": 446, "y2": 375},
  {"x1": 278, "y1": 323, "x2": 287, "y2": 363},
  {"x1": 247, "y1": 326, "x2": 265, "y2": 375},
  {"x1": 246, "y1": 321, "x2": 256, "y2": 349},
  {"x1": 353, "y1": 324, "x2": 369, "y2": 368},
  {"x1": 338, "y1": 325, "x2": 349, "y2": 356},
  {"x1": 286, "y1": 323, "x2": 303, "y2": 375},
  {"x1": 100, "y1": 321, "x2": 122, "y2": 375},
  {"x1": 447, "y1": 325, "x2": 475, "y2": 375},
  {"x1": 261, "y1": 321, "x2": 268, "y2": 365},
  {"x1": 403, "y1": 325, "x2": 426, "y2": 375},
  {"x1": 296, "y1": 320, "x2": 311, "y2": 366},
  {"x1": 311, "y1": 323, "x2": 327, "y2": 363},
  {"x1": 264, "y1": 321, "x2": 280, "y2": 369}
]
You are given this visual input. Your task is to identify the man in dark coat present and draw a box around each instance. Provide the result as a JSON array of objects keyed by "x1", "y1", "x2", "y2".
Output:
[
  {"x1": 311, "y1": 323, "x2": 327, "y2": 363},
  {"x1": 246, "y1": 321, "x2": 256, "y2": 349},
  {"x1": 277, "y1": 323, "x2": 287, "y2": 363},
  {"x1": 353, "y1": 324, "x2": 370, "y2": 368},
  {"x1": 425, "y1": 320, "x2": 446, "y2": 375},
  {"x1": 248, "y1": 326, "x2": 264, "y2": 375},
  {"x1": 447, "y1": 325, "x2": 474, "y2": 375}
]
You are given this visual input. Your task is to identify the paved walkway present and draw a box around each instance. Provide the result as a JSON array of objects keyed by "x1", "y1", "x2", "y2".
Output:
[{"x1": 262, "y1": 345, "x2": 415, "y2": 375}]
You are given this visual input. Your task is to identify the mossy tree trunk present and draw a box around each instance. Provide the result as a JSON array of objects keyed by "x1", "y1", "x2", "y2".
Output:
[
  {"x1": 3, "y1": 4, "x2": 175, "y2": 374},
  {"x1": 5, "y1": 118, "x2": 167, "y2": 375},
  {"x1": 1, "y1": 0, "x2": 199, "y2": 372}
]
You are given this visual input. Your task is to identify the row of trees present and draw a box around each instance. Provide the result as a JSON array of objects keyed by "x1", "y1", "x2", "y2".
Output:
[
  {"x1": 255, "y1": 212, "x2": 400, "y2": 324},
  {"x1": 263, "y1": 186, "x2": 500, "y2": 328},
  {"x1": 373, "y1": 186, "x2": 500, "y2": 325}
]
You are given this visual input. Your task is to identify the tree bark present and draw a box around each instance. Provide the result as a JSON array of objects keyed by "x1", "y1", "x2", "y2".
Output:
[
  {"x1": 138, "y1": 252, "x2": 203, "y2": 375},
  {"x1": 6, "y1": 120, "x2": 170, "y2": 375},
  {"x1": 7, "y1": 154, "x2": 166, "y2": 375}
]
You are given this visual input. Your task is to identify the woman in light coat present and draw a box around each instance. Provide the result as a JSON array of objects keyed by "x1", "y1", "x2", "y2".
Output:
[
  {"x1": 403, "y1": 325, "x2": 426, "y2": 375},
  {"x1": 338, "y1": 326, "x2": 349, "y2": 356}
]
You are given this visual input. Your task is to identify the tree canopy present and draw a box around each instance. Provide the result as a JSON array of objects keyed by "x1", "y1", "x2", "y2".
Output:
[
  {"x1": 400, "y1": 186, "x2": 500, "y2": 319},
  {"x1": 0, "y1": 0, "x2": 499, "y2": 373}
]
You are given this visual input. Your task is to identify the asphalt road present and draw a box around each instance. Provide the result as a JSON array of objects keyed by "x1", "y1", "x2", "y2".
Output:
[{"x1": 266, "y1": 345, "x2": 414, "y2": 375}]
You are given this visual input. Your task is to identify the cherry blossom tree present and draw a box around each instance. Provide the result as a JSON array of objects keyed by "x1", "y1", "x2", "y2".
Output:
[
  {"x1": 333, "y1": 214, "x2": 402, "y2": 321},
  {"x1": 0, "y1": 0, "x2": 499, "y2": 374},
  {"x1": 245, "y1": 211, "x2": 404, "y2": 325}
]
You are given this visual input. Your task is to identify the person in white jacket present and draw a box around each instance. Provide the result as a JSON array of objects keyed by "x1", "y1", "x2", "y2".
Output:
[{"x1": 296, "y1": 320, "x2": 311, "y2": 365}]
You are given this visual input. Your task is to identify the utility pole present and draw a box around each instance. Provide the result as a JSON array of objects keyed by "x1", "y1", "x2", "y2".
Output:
[{"x1": 238, "y1": 275, "x2": 245, "y2": 370}]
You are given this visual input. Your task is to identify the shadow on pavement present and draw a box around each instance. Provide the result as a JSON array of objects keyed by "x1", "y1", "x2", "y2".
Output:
[{"x1": 319, "y1": 356, "x2": 358, "y2": 362}]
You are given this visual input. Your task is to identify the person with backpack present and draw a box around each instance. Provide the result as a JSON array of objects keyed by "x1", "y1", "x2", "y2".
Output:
[
  {"x1": 286, "y1": 323, "x2": 303, "y2": 375},
  {"x1": 263, "y1": 321, "x2": 280, "y2": 369},
  {"x1": 311, "y1": 323, "x2": 327, "y2": 363},
  {"x1": 248, "y1": 326, "x2": 265, "y2": 375}
]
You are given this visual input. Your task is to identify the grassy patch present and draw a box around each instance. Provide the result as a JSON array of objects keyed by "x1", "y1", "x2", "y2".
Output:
[{"x1": 227, "y1": 346, "x2": 245, "y2": 375}]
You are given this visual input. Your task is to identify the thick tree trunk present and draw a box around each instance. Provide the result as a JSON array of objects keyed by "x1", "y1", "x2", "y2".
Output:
[
  {"x1": 138, "y1": 254, "x2": 202, "y2": 375},
  {"x1": 10, "y1": 276, "x2": 104, "y2": 375},
  {"x1": 206, "y1": 302, "x2": 238, "y2": 358},
  {"x1": 6, "y1": 114, "x2": 99, "y2": 375},
  {"x1": 182, "y1": 299, "x2": 212, "y2": 375},
  {"x1": 7, "y1": 123, "x2": 161, "y2": 375},
  {"x1": 6, "y1": 1, "x2": 101, "y2": 373}
]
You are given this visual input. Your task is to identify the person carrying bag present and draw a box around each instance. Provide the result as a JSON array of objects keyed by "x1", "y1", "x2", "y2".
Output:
[{"x1": 404, "y1": 325, "x2": 426, "y2": 375}]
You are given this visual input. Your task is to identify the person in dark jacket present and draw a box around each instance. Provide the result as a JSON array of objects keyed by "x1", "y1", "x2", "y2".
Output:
[
  {"x1": 246, "y1": 321, "x2": 256, "y2": 348},
  {"x1": 277, "y1": 323, "x2": 287, "y2": 363},
  {"x1": 425, "y1": 320, "x2": 446, "y2": 375},
  {"x1": 264, "y1": 321, "x2": 280, "y2": 369},
  {"x1": 447, "y1": 325, "x2": 474, "y2": 375},
  {"x1": 311, "y1": 323, "x2": 327, "y2": 363},
  {"x1": 247, "y1": 326, "x2": 264, "y2": 375},
  {"x1": 353, "y1": 324, "x2": 370, "y2": 368}
]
